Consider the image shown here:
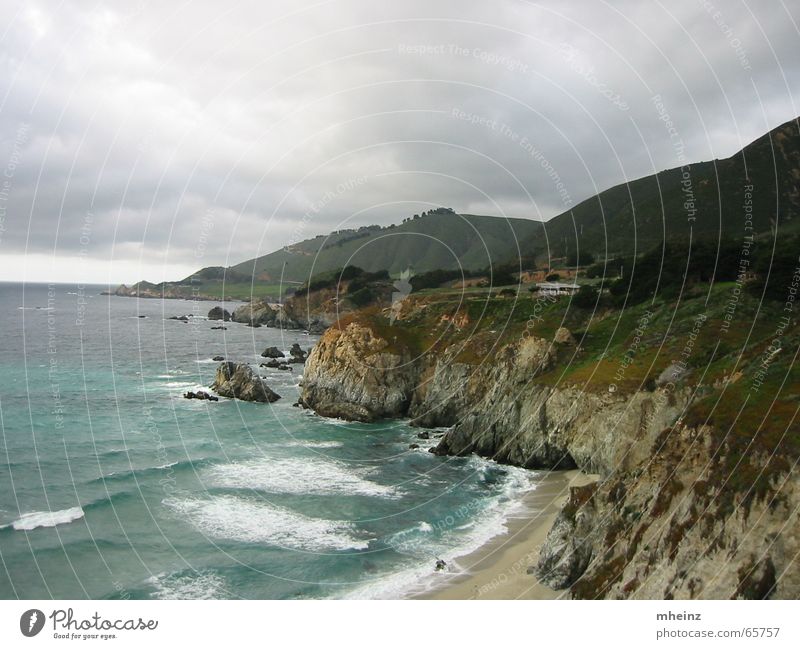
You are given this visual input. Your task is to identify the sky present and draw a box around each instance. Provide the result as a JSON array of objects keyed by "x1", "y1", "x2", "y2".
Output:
[{"x1": 0, "y1": 0, "x2": 798, "y2": 284}]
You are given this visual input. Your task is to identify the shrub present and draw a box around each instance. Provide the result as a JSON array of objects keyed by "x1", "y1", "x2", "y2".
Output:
[{"x1": 572, "y1": 284, "x2": 599, "y2": 309}]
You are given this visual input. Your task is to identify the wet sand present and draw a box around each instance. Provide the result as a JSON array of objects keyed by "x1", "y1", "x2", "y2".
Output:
[{"x1": 419, "y1": 469, "x2": 599, "y2": 600}]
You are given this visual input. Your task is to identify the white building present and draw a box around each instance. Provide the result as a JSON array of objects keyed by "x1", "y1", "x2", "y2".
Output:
[{"x1": 536, "y1": 281, "x2": 580, "y2": 296}]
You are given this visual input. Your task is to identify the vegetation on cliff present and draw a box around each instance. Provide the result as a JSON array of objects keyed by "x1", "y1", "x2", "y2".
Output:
[{"x1": 298, "y1": 243, "x2": 799, "y2": 598}]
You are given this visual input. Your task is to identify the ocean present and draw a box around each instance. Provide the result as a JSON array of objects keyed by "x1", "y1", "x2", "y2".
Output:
[{"x1": 0, "y1": 282, "x2": 539, "y2": 599}]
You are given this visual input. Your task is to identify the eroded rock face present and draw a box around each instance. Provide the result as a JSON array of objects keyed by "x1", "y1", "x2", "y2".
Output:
[
  {"x1": 297, "y1": 316, "x2": 800, "y2": 599},
  {"x1": 211, "y1": 362, "x2": 280, "y2": 403},
  {"x1": 301, "y1": 322, "x2": 417, "y2": 422},
  {"x1": 232, "y1": 302, "x2": 291, "y2": 328},
  {"x1": 230, "y1": 298, "x2": 336, "y2": 333},
  {"x1": 536, "y1": 426, "x2": 800, "y2": 600},
  {"x1": 536, "y1": 484, "x2": 598, "y2": 589}
]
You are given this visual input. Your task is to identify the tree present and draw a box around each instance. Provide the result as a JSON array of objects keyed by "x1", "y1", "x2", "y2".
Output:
[
  {"x1": 572, "y1": 284, "x2": 598, "y2": 309},
  {"x1": 567, "y1": 250, "x2": 596, "y2": 267}
]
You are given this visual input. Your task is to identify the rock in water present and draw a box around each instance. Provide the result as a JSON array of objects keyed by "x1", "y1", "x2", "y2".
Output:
[
  {"x1": 211, "y1": 362, "x2": 281, "y2": 403},
  {"x1": 212, "y1": 355, "x2": 225, "y2": 361},
  {"x1": 184, "y1": 390, "x2": 219, "y2": 402},
  {"x1": 208, "y1": 306, "x2": 231, "y2": 321},
  {"x1": 300, "y1": 322, "x2": 415, "y2": 422},
  {"x1": 288, "y1": 343, "x2": 308, "y2": 363},
  {"x1": 261, "y1": 346, "x2": 285, "y2": 359}
]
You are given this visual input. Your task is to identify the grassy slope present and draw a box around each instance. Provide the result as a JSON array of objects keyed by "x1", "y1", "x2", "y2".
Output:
[
  {"x1": 348, "y1": 281, "x2": 798, "y2": 476},
  {"x1": 230, "y1": 212, "x2": 543, "y2": 283},
  {"x1": 529, "y1": 116, "x2": 800, "y2": 260}
]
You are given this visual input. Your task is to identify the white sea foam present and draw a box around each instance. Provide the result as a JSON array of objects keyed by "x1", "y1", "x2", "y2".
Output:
[
  {"x1": 341, "y1": 460, "x2": 540, "y2": 599},
  {"x1": 147, "y1": 571, "x2": 228, "y2": 600},
  {"x1": 279, "y1": 440, "x2": 344, "y2": 449},
  {"x1": 161, "y1": 381, "x2": 199, "y2": 388},
  {"x1": 206, "y1": 456, "x2": 399, "y2": 498},
  {"x1": 164, "y1": 495, "x2": 367, "y2": 551},
  {"x1": 5, "y1": 506, "x2": 85, "y2": 531}
]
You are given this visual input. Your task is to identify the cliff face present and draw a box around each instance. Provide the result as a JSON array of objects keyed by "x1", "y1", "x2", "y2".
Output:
[
  {"x1": 231, "y1": 287, "x2": 353, "y2": 333},
  {"x1": 538, "y1": 427, "x2": 799, "y2": 599},
  {"x1": 301, "y1": 322, "x2": 416, "y2": 421},
  {"x1": 299, "y1": 313, "x2": 799, "y2": 599}
]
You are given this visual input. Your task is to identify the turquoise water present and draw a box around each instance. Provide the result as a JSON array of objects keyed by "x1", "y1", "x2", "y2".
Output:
[{"x1": 0, "y1": 282, "x2": 538, "y2": 599}]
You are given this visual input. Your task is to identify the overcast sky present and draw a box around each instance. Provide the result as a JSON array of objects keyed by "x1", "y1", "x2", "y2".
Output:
[{"x1": 0, "y1": 0, "x2": 798, "y2": 283}]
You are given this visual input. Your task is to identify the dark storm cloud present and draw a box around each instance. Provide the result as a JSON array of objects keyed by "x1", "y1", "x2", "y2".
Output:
[{"x1": 0, "y1": 0, "x2": 797, "y2": 282}]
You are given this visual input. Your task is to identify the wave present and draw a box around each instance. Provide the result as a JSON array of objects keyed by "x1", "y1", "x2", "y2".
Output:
[
  {"x1": 205, "y1": 456, "x2": 399, "y2": 499},
  {"x1": 340, "y1": 461, "x2": 540, "y2": 599},
  {"x1": 160, "y1": 381, "x2": 202, "y2": 388},
  {"x1": 147, "y1": 570, "x2": 229, "y2": 600},
  {"x1": 278, "y1": 440, "x2": 344, "y2": 449},
  {"x1": 89, "y1": 458, "x2": 207, "y2": 485},
  {"x1": 1, "y1": 506, "x2": 85, "y2": 531},
  {"x1": 155, "y1": 370, "x2": 188, "y2": 378},
  {"x1": 164, "y1": 495, "x2": 368, "y2": 552}
]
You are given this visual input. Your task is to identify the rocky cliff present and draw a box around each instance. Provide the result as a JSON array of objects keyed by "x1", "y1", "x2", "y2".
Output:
[
  {"x1": 230, "y1": 285, "x2": 365, "y2": 333},
  {"x1": 298, "y1": 293, "x2": 799, "y2": 599}
]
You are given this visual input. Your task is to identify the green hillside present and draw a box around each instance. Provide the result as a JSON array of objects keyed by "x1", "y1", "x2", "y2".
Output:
[
  {"x1": 230, "y1": 209, "x2": 543, "y2": 284},
  {"x1": 532, "y1": 116, "x2": 800, "y2": 261},
  {"x1": 114, "y1": 116, "x2": 800, "y2": 300}
]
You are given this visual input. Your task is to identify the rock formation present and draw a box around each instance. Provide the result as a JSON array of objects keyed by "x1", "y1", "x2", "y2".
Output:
[
  {"x1": 211, "y1": 362, "x2": 280, "y2": 403},
  {"x1": 261, "y1": 346, "x2": 285, "y2": 359},
  {"x1": 184, "y1": 390, "x2": 219, "y2": 402},
  {"x1": 298, "y1": 314, "x2": 799, "y2": 599},
  {"x1": 208, "y1": 306, "x2": 231, "y2": 321},
  {"x1": 301, "y1": 322, "x2": 416, "y2": 422},
  {"x1": 288, "y1": 343, "x2": 308, "y2": 363}
]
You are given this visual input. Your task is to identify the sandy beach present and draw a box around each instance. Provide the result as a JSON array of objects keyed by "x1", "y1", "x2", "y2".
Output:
[{"x1": 420, "y1": 469, "x2": 599, "y2": 600}]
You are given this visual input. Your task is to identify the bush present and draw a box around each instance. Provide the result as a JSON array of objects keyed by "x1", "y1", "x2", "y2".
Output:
[
  {"x1": 567, "y1": 250, "x2": 596, "y2": 267},
  {"x1": 545, "y1": 273, "x2": 561, "y2": 281},
  {"x1": 608, "y1": 238, "x2": 747, "y2": 306},
  {"x1": 572, "y1": 285, "x2": 598, "y2": 309},
  {"x1": 410, "y1": 268, "x2": 476, "y2": 291},
  {"x1": 585, "y1": 257, "x2": 626, "y2": 279},
  {"x1": 347, "y1": 287, "x2": 378, "y2": 307},
  {"x1": 749, "y1": 235, "x2": 800, "y2": 301}
]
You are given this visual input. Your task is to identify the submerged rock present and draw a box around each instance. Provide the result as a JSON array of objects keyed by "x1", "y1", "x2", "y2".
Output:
[{"x1": 211, "y1": 362, "x2": 281, "y2": 403}]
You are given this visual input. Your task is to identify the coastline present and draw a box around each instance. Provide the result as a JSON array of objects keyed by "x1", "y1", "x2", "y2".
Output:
[{"x1": 417, "y1": 469, "x2": 599, "y2": 600}]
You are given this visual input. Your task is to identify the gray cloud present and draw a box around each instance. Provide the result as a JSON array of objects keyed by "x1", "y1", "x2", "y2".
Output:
[{"x1": 0, "y1": 0, "x2": 798, "y2": 282}]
